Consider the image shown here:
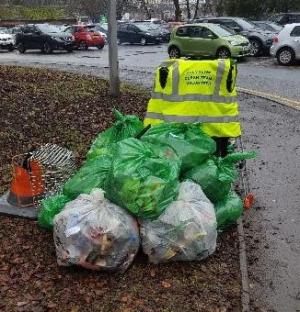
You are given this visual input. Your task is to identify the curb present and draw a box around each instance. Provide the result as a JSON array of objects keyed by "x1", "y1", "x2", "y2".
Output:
[
  {"x1": 237, "y1": 218, "x2": 250, "y2": 312},
  {"x1": 237, "y1": 87, "x2": 300, "y2": 111}
]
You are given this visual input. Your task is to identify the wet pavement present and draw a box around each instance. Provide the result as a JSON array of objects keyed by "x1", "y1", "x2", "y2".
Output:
[
  {"x1": 1, "y1": 44, "x2": 300, "y2": 311},
  {"x1": 240, "y1": 94, "x2": 300, "y2": 312},
  {"x1": 1, "y1": 44, "x2": 300, "y2": 102}
]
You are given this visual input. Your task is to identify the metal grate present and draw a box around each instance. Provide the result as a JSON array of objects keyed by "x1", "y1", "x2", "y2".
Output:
[{"x1": 11, "y1": 144, "x2": 76, "y2": 208}]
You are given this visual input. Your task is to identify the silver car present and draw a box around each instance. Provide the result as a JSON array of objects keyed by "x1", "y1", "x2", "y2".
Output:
[{"x1": 270, "y1": 23, "x2": 300, "y2": 65}]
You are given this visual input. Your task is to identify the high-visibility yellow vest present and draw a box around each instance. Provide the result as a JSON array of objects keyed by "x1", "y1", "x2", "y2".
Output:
[{"x1": 144, "y1": 58, "x2": 241, "y2": 138}]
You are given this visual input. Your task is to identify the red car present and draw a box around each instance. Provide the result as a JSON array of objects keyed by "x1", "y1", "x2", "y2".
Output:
[{"x1": 64, "y1": 25, "x2": 105, "y2": 50}]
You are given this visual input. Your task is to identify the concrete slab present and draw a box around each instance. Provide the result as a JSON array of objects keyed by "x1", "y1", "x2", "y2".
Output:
[{"x1": 0, "y1": 192, "x2": 38, "y2": 219}]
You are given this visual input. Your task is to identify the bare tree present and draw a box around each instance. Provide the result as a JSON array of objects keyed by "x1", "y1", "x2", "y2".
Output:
[
  {"x1": 193, "y1": 0, "x2": 200, "y2": 19},
  {"x1": 139, "y1": 0, "x2": 152, "y2": 19},
  {"x1": 173, "y1": 0, "x2": 181, "y2": 21},
  {"x1": 186, "y1": 0, "x2": 191, "y2": 20}
]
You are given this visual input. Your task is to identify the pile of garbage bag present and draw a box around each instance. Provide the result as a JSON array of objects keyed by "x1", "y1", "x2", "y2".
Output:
[
  {"x1": 53, "y1": 189, "x2": 140, "y2": 272},
  {"x1": 37, "y1": 110, "x2": 256, "y2": 270},
  {"x1": 184, "y1": 152, "x2": 256, "y2": 203},
  {"x1": 87, "y1": 110, "x2": 144, "y2": 160},
  {"x1": 105, "y1": 138, "x2": 180, "y2": 220},
  {"x1": 141, "y1": 123, "x2": 216, "y2": 175},
  {"x1": 140, "y1": 181, "x2": 217, "y2": 264}
]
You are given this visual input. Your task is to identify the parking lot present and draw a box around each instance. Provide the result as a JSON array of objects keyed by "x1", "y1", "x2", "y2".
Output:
[{"x1": 1, "y1": 43, "x2": 299, "y2": 103}]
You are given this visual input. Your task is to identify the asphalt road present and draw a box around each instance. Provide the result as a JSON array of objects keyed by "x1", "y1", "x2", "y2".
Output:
[
  {"x1": 1, "y1": 44, "x2": 300, "y2": 311},
  {"x1": 0, "y1": 44, "x2": 300, "y2": 102}
]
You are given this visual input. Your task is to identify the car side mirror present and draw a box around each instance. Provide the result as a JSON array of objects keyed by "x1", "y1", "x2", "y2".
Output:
[{"x1": 233, "y1": 26, "x2": 241, "y2": 33}]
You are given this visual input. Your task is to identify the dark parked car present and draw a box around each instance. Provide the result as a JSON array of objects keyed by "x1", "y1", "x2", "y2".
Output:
[
  {"x1": 133, "y1": 21, "x2": 171, "y2": 42},
  {"x1": 252, "y1": 21, "x2": 283, "y2": 33},
  {"x1": 195, "y1": 17, "x2": 275, "y2": 56},
  {"x1": 15, "y1": 24, "x2": 75, "y2": 54},
  {"x1": 270, "y1": 13, "x2": 300, "y2": 25},
  {"x1": 117, "y1": 23, "x2": 163, "y2": 45}
]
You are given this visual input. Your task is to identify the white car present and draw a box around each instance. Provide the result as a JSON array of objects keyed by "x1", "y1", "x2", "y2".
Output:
[
  {"x1": 270, "y1": 23, "x2": 300, "y2": 65},
  {"x1": 0, "y1": 28, "x2": 15, "y2": 51}
]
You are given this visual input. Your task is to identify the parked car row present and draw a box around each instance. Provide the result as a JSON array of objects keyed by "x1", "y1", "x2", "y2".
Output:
[
  {"x1": 167, "y1": 17, "x2": 300, "y2": 65},
  {"x1": 0, "y1": 23, "x2": 106, "y2": 54},
  {"x1": 193, "y1": 17, "x2": 275, "y2": 56}
]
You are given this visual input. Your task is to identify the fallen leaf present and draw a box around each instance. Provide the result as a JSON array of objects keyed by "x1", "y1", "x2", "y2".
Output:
[
  {"x1": 47, "y1": 302, "x2": 57, "y2": 309},
  {"x1": 17, "y1": 302, "x2": 28, "y2": 307},
  {"x1": 161, "y1": 281, "x2": 171, "y2": 288},
  {"x1": 121, "y1": 294, "x2": 131, "y2": 303}
]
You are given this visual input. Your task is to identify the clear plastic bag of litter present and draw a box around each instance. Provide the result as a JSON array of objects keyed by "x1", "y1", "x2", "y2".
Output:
[
  {"x1": 140, "y1": 181, "x2": 217, "y2": 264},
  {"x1": 53, "y1": 189, "x2": 140, "y2": 272}
]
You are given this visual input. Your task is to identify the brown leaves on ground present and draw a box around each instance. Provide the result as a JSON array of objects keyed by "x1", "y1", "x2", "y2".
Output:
[{"x1": 0, "y1": 66, "x2": 241, "y2": 312}]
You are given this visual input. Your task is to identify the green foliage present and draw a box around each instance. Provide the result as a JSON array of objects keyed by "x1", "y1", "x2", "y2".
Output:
[{"x1": 0, "y1": 5, "x2": 66, "y2": 20}]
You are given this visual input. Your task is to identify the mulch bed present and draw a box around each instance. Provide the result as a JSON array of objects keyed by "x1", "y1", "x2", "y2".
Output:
[{"x1": 0, "y1": 66, "x2": 241, "y2": 312}]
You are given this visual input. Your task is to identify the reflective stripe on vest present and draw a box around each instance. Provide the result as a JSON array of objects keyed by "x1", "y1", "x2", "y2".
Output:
[{"x1": 145, "y1": 112, "x2": 239, "y2": 123}]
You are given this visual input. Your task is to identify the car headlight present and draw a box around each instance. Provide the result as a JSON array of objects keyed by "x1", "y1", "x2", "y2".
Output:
[
  {"x1": 51, "y1": 36, "x2": 60, "y2": 41},
  {"x1": 145, "y1": 32, "x2": 151, "y2": 36},
  {"x1": 228, "y1": 40, "x2": 240, "y2": 46}
]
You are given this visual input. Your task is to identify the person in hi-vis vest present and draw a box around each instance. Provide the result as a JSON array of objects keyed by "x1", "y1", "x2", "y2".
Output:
[{"x1": 144, "y1": 58, "x2": 241, "y2": 156}]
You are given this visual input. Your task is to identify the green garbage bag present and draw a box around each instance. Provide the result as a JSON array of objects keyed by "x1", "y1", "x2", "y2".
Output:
[
  {"x1": 215, "y1": 191, "x2": 243, "y2": 230},
  {"x1": 38, "y1": 194, "x2": 70, "y2": 229},
  {"x1": 141, "y1": 123, "x2": 216, "y2": 174},
  {"x1": 63, "y1": 155, "x2": 112, "y2": 199},
  {"x1": 87, "y1": 110, "x2": 144, "y2": 160},
  {"x1": 184, "y1": 152, "x2": 256, "y2": 203},
  {"x1": 105, "y1": 138, "x2": 180, "y2": 220}
]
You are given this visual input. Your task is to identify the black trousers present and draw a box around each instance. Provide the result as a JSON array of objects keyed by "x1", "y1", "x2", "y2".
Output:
[{"x1": 213, "y1": 137, "x2": 230, "y2": 157}]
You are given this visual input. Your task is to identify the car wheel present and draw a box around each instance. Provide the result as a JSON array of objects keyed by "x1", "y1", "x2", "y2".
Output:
[
  {"x1": 66, "y1": 48, "x2": 73, "y2": 53},
  {"x1": 140, "y1": 37, "x2": 147, "y2": 46},
  {"x1": 277, "y1": 47, "x2": 295, "y2": 66},
  {"x1": 17, "y1": 43, "x2": 26, "y2": 54},
  {"x1": 97, "y1": 44, "x2": 104, "y2": 50},
  {"x1": 44, "y1": 42, "x2": 53, "y2": 54},
  {"x1": 216, "y1": 47, "x2": 231, "y2": 59},
  {"x1": 79, "y1": 41, "x2": 88, "y2": 50},
  {"x1": 249, "y1": 39, "x2": 262, "y2": 56},
  {"x1": 117, "y1": 38, "x2": 122, "y2": 45},
  {"x1": 169, "y1": 46, "x2": 180, "y2": 59},
  {"x1": 8, "y1": 46, "x2": 14, "y2": 52}
]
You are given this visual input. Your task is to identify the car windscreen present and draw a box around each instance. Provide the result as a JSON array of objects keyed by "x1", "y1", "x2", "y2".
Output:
[
  {"x1": 209, "y1": 24, "x2": 235, "y2": 37},
  {"x1": 36, "y1": 24, "x2": 60, "y2": 33},
  {"x1": 268, "y1": 22, "x2": 283, "y2": 31},
  {"x1": 63, "y1": 27, "x2": 72, "y2": 34},
  {"x1": 101, "y1": 23, "x2": 108, "y2": 31},
  {"x1": 136, "y1": 24, "x2": 152, "y2": 32},
  {"x1": 135, "y1": 22, "x2": 159, "y2": 30},
  {"x1": 269, "y1": 15, "x2": 281, "y2": 23},
  {"x1": 237, "y1": 18, "x2": 256, "y2": 30}
]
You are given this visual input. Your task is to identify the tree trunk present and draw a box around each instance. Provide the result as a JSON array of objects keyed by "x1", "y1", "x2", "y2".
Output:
[
  {"x1": 140, "y1": 0, "x2": 151, "y2": 19},
  {"x1": 186, "y1": 0, "x2": 191, "y2": 20},
  {"x1": 193, "y1": 0, "x2": 200, "y2": 19},
  {"x1": 173, "y1": 0, "x2": 181, "y2": 21}
]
